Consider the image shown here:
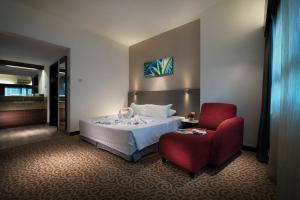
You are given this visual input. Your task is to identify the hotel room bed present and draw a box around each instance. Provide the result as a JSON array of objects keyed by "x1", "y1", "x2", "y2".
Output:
[{"x1": 79, "y1": 115, "x2": 182, "y2": 161}]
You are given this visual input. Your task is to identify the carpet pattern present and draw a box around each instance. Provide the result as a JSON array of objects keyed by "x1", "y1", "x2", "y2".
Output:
[
  {"x1": 0, "y1": 125, "x2": 59, "y2": 150},
  {"x1": 0, "y1": 136, "x2": 276, "y2": 200}
]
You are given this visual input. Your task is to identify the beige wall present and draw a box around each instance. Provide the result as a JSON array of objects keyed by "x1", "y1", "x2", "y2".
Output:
[
  {"x1": 129, "y1": 20, "x2": 200, "y2": 91},
  {"x1": 200, "y1": 0, "x2": 265, "y2": 147}
]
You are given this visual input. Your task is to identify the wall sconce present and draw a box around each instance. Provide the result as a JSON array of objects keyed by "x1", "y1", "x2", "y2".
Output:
[
  {"x1": 184, "y1": 88, "x2": 190, "y2": 94},
  {"x1": 133, "y1": 91, "x2": 138, "y2": 103}
]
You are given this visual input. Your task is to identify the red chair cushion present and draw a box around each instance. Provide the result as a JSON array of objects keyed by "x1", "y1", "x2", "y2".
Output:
[
  {"x1": 159, "y1": 130, "x2": 214, "y2": 173},
  {"x1": 198, "y1": 103, "x2": 237, "y2": 130}
]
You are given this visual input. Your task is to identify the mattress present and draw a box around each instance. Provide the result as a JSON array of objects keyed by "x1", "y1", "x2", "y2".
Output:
[{"x1": 79, "y1": 115, "x2": 182, "y2": 157}]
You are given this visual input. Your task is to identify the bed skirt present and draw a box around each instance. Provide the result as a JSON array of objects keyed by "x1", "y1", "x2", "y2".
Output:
[{"x1": 80, "y1": 135, "x2": 158, "y2": 162}]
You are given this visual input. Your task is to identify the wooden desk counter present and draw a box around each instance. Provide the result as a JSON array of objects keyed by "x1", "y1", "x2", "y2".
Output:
[{"x1": 0, "y1": 96, "x2": 47, "y2": 128}]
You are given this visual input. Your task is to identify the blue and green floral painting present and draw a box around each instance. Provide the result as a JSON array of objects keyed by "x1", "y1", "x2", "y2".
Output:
[{"x1": 144, "y1": 56, "x2": 174, "y2": 77}]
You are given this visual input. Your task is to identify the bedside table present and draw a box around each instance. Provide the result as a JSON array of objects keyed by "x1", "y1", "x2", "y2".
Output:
[{"x1": 180, "y1": 119, "x2": 199, "y2": 128}]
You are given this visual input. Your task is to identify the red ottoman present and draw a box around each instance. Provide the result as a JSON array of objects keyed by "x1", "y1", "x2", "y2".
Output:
[{"x1": 159, "y1": 132, "x2": 211, "y2": 177}]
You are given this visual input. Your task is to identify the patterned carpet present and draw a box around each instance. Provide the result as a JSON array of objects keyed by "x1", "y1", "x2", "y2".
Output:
[
  {"x1": 0, "y1": 125, "x2": 59, "y2": 150},
  {"x1": 0, "y1": 136, "x2": 276, "y2": 200}
]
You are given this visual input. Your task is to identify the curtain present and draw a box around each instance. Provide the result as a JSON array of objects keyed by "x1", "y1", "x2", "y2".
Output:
[
  {"x1": 256, "y1": 26, "x2": 272, "y2": 163},
  {"x1": 256, "y1": 0, "x2": 280, "y2": 163},
  {"x1": 269, "y1": 0, "x2": 300, "y2": 199}
]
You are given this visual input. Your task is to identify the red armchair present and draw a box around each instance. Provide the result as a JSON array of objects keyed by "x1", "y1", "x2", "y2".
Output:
[
  {"x1": 198, "y1": 103, "x2": 244, "y2": 166},
  {"x1": 159, "y1": 103, "x2": 244, "y2": 177}
]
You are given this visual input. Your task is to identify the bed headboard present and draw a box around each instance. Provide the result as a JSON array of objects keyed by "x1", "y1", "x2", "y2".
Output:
[{"x1": 128, "y1": 89, "x2": 200, "y2": 117}]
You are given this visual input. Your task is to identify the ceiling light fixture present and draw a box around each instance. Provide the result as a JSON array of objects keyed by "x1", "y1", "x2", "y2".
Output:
[{"x1": 5, "y1": 65, "x2": 39, "y2": 70}]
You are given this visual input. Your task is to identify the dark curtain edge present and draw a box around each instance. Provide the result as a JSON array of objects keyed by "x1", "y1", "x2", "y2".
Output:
[
  {"x1": 256, "y1": 0, "x2": 280, "y2": 163},
  {"x1": 256, "y1": 31, "x2": 271, "y2": 163}
]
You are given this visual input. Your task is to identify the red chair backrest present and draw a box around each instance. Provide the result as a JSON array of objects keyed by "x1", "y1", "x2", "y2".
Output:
[{"x1": 198, "y1": 103, "x2": 237, "y2": 130}]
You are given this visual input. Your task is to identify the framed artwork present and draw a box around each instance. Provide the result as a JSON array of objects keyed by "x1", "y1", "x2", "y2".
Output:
[{"x1": 144, "y1": 56, "x2": 174, "y2": 77}]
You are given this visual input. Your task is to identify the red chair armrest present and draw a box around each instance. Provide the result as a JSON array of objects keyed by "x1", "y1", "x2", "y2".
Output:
[
  {"x1": 217, "y1": 116, "x2": 244, "y2": 134},
  {"x1": 210, "y1": 117, "x2": 244, "y2": 165}
]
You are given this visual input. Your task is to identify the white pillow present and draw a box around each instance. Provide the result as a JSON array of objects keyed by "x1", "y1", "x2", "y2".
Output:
[
  {"x1": 130, "y1": 103, "x2": 146, "y2": 116},
  {"x1": 168, "y1": 109, "x2": 176, "y2": 117},
  {"x1": 145, "y1": 104, "x2": 172, "y2": 118}
]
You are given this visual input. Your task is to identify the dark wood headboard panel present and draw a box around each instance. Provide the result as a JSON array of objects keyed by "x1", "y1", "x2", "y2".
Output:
[{"x1": 128, "y1": 89, "x2": 200, "y2": 117}]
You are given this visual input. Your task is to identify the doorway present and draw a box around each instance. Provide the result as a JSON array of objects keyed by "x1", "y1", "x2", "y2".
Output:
[
  {"x1": 49, "y1": 61, "x2": 58, "y2": 126},
  {"x1": 0, "y1": 32, "x2": 70, "y2": 149},
  {"x1": 49, "y1": 56, "x2": 68, "y2": 131}
]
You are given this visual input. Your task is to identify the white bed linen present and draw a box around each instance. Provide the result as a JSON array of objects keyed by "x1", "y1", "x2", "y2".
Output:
[{"x1": 79, "y1": 115, "x2": 182, "y2": 155}]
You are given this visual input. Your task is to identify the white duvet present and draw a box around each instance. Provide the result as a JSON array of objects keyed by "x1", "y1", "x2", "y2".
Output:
[{"x1": 79, "y1": 115, "x2": 182, "y2": 155}]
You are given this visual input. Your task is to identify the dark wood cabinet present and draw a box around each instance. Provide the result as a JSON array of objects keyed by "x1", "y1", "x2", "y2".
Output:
[
  {"x1": 0, "y1": 109, "x2": 47, "y2": 129},
  {"x1": 0, "y1": 96, "x2": 47, "y2": 128},
  {"x1": 0, "y1": 109, "x2": 47, "y2": 128}
]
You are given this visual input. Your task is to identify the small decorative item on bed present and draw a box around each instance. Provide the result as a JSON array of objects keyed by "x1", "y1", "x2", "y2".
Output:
[
  {"x1": 144, "y1": 56, "x2": 174, "y2": 77},
  {"x1": 118, "y1": 107, "x2": 134, "y2": 119},
  {"x1": 94, "y1": 115, "x2": 147, "y2": 126}
]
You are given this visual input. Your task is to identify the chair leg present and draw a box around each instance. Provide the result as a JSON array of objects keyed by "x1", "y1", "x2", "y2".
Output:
[
  {"x1": 190, "y1": 172, "x2": 196, "y2": 178},
  {"x1": 162, "y1": 157, "x2": 166, "y2": 163}
]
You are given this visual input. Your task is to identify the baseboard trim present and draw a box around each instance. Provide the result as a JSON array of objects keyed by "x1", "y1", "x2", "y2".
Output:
[
  {"x1": 69, "y1": 131, "x2": 80, "y2": 136},
  {"x1": 242, "y1": 145, "x2": 257, "y2": 152}
]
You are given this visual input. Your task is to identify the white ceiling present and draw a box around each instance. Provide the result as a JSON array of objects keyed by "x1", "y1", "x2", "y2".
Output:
[
  {"x1": 0, "y1": 32, "x2": 68, "y2": 76},
  {"x1": 15, "y1": 0, "x2": 223, "y2": 46},
  {"x1": 0, "y1": 32, "x2": 68, "y2": 65}
]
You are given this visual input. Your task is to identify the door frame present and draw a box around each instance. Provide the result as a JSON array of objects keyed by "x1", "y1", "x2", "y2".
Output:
[{"x1": 49, "y1": 56, "x2": 69, "y2": 131}]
